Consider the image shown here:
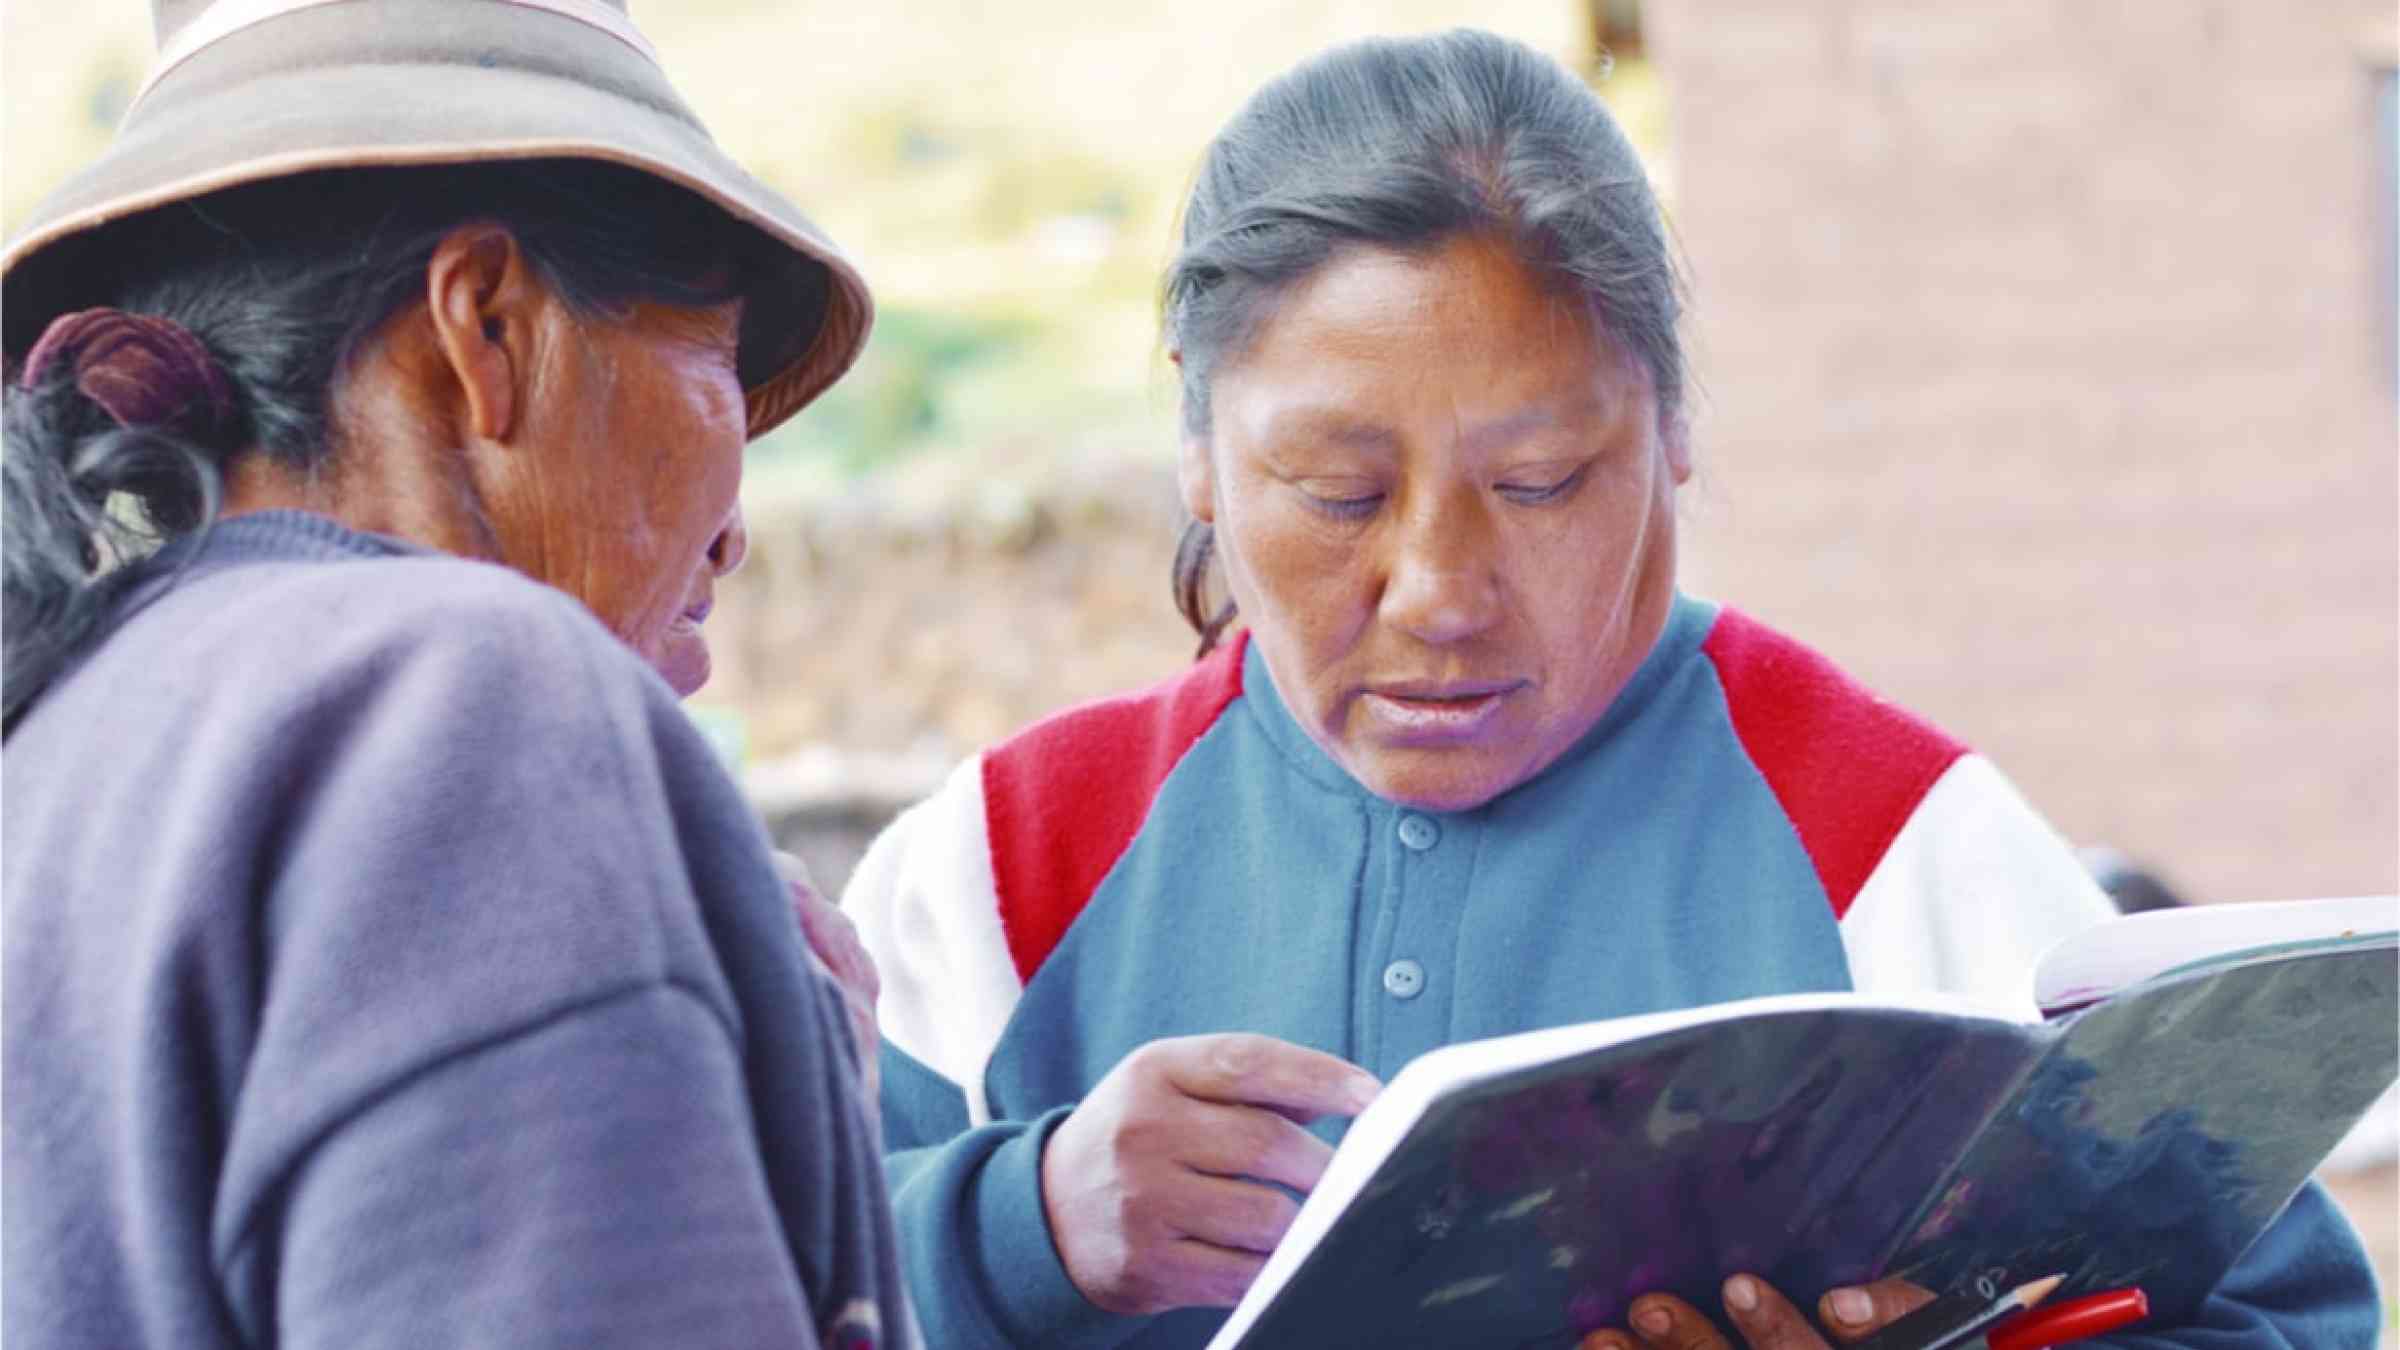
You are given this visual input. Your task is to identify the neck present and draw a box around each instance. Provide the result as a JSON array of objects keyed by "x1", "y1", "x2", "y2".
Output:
[{"x1": 219, "y1": 387, "x2": 504, "y2": 564}]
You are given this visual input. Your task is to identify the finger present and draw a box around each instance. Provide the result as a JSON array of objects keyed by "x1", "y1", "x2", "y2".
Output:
[
  {"x1": 843, "y1": 994, "x2": 879, "y2": 1050},
  {"x1": 1581, "y1": 1334, "x2": 1640, "y2": 1350},
  {"x1": 1156, "y1": 1236, "x2": 1269, "y2": 1308},
  {"x1": 1158, "y1": 1033, "x2": 1380, "y2": 1120},
  {"x1": 1182, "y1": 1102, "x2": 1338, "y2": 1194},
  {"x1": 1717, "y1": 1275, "x2": 1829, "y2": 1349},
  {"x1": 1627, "y1": 1292, "x2": 1734, "y2": 1350},
  {"x1": 777, "y1": 850, "x2": 835, "y2": 949},
  {"x1": 775, "y1": 849, "x2": 859, "y2": 975},
  {"x1": 792, "y1": 888, "x2": 880, "y2": 1001},
  {"x1": 1164, "y1": 1170, "x2": 1303, "y2": 1254},
  {"x1": 1817, "y1": 1278, "x2": 1937, "y2": 1342},
  {"x1": 772, "y1": 848, "x2": 818, "y2": 892}
]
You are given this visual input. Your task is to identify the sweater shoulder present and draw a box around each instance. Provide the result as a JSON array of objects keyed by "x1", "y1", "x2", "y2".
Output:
[
  {"x1": 1699, "y1": 607, "x2": 1968, "y2": 915},
  {"x1": 979, "y1": 633, "x2": 1249, "y2": 982},
  {"x1": 204, "y1": 549, "x2": 626, "y2": 664},
  {"x1": 111, "y1": 549, "x2": 664, "y2": 732}
]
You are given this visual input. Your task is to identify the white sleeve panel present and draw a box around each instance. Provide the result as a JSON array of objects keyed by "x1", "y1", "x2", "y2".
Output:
[
  {"x1": 1839, "y1": 754, "x2": 2117, "y2": 1016},
  {"x1": 842, "y1": 755, "x2": 1022, "y2": 1127}
]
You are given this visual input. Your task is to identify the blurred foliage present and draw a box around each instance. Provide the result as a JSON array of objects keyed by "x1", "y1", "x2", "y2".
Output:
[
  {"x1": 774, "y1": 306, "x2": 1043, "y2": 474},
  {"x1": 5, "y1": 0, "x2": 1668, "y2": 490}
]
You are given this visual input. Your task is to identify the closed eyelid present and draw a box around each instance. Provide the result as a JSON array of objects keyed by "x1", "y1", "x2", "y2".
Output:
[
  {"x1": 1289, "y1": 477, "x2": 1384, "y2": 520},
  {"x1": 1496, "y1": 462, "x2": 1579, "y2": 485},
  {"x1": 1496, "y1": 461, "x2": 1593, "y2": 500},
  {"x1": 1500, "y1": 454, "x2": 1591, "y2": 481}
]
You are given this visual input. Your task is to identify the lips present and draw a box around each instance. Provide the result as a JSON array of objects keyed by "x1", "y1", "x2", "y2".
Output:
[
  {"x1": 1369, "y1": 679, "x2": 1520, "y2": 702},
  {"x1": 1358, "y1": 679, "x2": 1524, "y2": 741}
]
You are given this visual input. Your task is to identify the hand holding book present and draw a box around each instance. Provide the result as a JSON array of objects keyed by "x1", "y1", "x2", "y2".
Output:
[
  {"x1": 1040, "y1": 1031, "x2": 1382, "y2": 1313},
  {"x1": 1577, "y1": 1272, "x2": 1940, "y2": 1350}
]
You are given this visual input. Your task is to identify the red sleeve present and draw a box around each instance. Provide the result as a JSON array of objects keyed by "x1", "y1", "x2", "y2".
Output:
[
  {"x1": 980, "y1": 633, "x2": 1250, "y2": 983},
  {"x1": 1701, "y1": 609, "x2": 1966, "y2": 917}
]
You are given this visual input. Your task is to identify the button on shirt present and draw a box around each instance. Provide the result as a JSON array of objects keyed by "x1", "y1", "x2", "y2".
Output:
[{"x1": 1354, "y1": 797, "x2": 1479, "y2": 1072}]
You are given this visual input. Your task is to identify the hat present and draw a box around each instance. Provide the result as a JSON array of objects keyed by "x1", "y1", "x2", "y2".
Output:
[{"x1": 2, "y1": 0, "x2": 873, "y2": 438}]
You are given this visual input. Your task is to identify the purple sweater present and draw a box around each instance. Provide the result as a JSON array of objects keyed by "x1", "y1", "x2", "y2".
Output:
[{"x1": 3, "y1": 512, "x2": 909, "y2": 1349}]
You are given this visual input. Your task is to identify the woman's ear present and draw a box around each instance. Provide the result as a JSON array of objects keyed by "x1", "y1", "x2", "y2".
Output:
[
  {"x1": 423, "y1": 225, "x2": 540, "y2": 444},
  {"x1": 1168, "y1": 348, "x2": 1220, "y2": 521},
  {"x1": 1662, "y1": 414, "x2": 1693, "y2": 487},
  {"x1": 1177, "y1": 430, "x2": 1217, "y2": 524}
]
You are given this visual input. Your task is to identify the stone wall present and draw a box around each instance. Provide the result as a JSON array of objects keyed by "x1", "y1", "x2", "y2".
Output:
[{"x1": 710, "y1": 457, "x2": 1202, "y2": 894}]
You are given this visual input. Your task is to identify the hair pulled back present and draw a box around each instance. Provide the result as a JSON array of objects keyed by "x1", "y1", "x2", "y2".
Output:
[
  {"x1": 3, "y1": 159, "x2": 789, "y2": 730},
  {"x1": 1164, "y1": 28, "x2": 1687, "y2": 654}
]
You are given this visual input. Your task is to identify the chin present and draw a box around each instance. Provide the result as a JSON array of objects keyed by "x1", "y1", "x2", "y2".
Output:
[
  {"x1": 1352, "y1": 753, "x2": 1524, "y2": 813},
  {"x1": 655, "y1": 637, "x2": 712, "y2": 698}
]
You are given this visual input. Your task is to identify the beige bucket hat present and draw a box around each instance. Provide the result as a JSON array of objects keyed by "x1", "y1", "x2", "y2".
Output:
[{"x1": 2, "y1": 0, "x2": 874, "y2": 437}]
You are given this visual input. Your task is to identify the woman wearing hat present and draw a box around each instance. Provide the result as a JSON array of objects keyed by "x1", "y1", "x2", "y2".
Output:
[
  {"x1": 843, "y1": 29, "x2": 2378, "y2": 1350},
  {"x1": 4, "y1": 2, "x2": 906, "y2": 1346}
]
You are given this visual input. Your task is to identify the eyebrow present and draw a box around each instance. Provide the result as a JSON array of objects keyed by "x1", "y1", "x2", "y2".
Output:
[
  {"x1": 1456, "y1": 406, "x2": 1562, "y2": 456},
  {"x1": 1277, "y1": 414, "x2": 1399, "y2": 454},
  {"x1": 1271, "y1": 402, "x2": 1588, "y2": 457}
]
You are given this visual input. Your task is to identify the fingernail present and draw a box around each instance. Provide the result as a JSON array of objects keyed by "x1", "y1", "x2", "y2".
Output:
[
  {"x1": 1349, "y1": 1075, "x2": 1382, "y2": 1111},
  {"x1": 1633, "y1": 1304, "x2": 1671, "y2": 1335},
  {"x1": 1724, "y1": 1275, "x2": 1758, "y2": 1312},
  {"x1": 772, "y1": 851, "x2": 814, "y2": 887},
  {"x1": 1830, "y1": 1288, "x2": 1873, "y2": 1325}
]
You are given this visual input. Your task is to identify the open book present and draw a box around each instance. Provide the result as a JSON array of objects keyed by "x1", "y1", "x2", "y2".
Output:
[{"x1": 1207, "y1": 895, "x2": 2399, "y2": 1349}]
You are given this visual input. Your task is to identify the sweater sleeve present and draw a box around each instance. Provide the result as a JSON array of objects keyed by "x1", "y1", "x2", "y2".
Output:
[
  {"x1": 229, "y1": 986, "x2": 830, "y2": 1349},
  {"x1": 848, "y1": 762, "x2": 1136, "y2": 1348},
  {"x1": 1844, "y1": 755, "x2": 2382, "y2": 1347},
  {"x1": 2094, "y1": 1182, "x2": 2381, "y2": 1349}
]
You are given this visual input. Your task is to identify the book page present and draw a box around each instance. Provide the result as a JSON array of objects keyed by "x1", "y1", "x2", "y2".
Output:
[
  {"x1": 1208, "y1": 988, "x2": 2027, "y2": 1349},
  {"x1": 2032, "y1": 894, "x2": 2399, "y2": 1015},
  {"x1": 1897, "y1": 941, "x2": 2400, "y2": 1321}
]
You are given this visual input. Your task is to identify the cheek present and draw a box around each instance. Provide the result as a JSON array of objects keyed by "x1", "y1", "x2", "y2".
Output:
[
  {"x1": 1216, "y1": 486, "x2": 1369, "y2": 651},
  {"x1": 653, "y1": 377, "x2": 745, "y2": 557},
  {"x1": 620, "y1": 465, "x2": 736, "y2": 648}
]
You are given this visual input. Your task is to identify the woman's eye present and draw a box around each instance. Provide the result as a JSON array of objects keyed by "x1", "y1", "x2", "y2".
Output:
[
  {"x1": 1496, "y1": 463, "x2": 1590, "y2": 505},
  {"x1": 1301, "y1": 485, "x2": 1383, "y2": 519}
]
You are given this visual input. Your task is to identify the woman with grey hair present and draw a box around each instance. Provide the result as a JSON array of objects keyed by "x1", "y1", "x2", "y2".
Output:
[
  {"x1": 842, "y1": 28, "x2": 2377, "y2": 1349},
  {"x1": 4, "y1": 2, "x2": 902, "y2": 1345}
]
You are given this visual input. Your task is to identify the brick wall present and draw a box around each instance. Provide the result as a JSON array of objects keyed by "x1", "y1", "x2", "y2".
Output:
[{"x1": 1649, "y1": 0, "x2": 2397, "y2": 903}]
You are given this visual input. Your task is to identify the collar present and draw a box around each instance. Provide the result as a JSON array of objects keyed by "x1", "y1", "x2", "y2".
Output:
[{"x1": 142, "y1": 508, "x2": 428, "y2": 575}]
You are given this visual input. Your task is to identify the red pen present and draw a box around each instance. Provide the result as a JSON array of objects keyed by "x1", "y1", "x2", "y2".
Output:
[{"x1": 1985, "y1": 1287, "x2": 2149, "y2": 1350}]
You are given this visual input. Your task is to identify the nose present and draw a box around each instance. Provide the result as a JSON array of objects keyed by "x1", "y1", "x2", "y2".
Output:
[
  {"x1": 1378, "y1": 490, "x2": 1501, "y2": 645},
  {"x1": 705, "y1": 504, "x2": 748, "y2": 578}
]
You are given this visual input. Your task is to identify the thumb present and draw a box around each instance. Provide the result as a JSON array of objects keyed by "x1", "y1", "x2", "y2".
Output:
[
  {"x1": 772, "y1": 848, "x2": 819, "y2": 895},
  {"x1": 1820, "y1": 1278, "x2": 1937, "y2": 1341}
]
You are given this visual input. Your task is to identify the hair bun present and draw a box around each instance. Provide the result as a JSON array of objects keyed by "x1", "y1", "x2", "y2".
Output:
[{"x1": 19, "y1": 308, "x2": 237, "y2": 440}]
